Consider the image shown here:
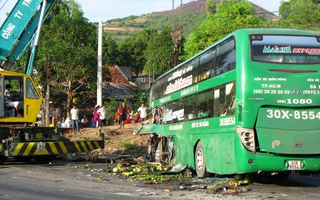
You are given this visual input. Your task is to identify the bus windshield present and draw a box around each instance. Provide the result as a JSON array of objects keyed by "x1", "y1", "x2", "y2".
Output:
[{"x1": 251, "y1": 34, "x2": 320, "y2": 64}]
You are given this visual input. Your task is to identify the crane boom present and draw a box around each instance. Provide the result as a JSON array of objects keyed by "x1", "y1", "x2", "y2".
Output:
[{"x1": 0, "y1": 0, "x2": 56, "y2": 75}]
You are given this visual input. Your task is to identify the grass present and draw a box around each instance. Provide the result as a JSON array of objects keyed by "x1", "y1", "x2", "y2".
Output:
[{"x1": 117, "y1": 141, "x2": 137, "y2": 149}]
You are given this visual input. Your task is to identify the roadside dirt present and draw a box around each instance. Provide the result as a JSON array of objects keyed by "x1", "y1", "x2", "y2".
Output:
[{"x1": 68, "y1": 123, "x2": 148, "y2": 160}]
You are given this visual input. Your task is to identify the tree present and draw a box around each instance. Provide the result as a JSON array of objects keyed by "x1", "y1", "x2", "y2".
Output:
[
  {"x1": 143, "y1": 26, "x2": 175, "y2": 75},
  {"x1": 278, "y1": 0, "x2": 320, "y2": 30},
  {"x1": 102, "y1": 35, "x2": 120, "y2": 66},
  {"x1": 36, "y1": 0, "x2": 102, "y2": 117},
  {"x1": 206, "y1": 0, "x2": 217, "y2": 14},
  {"x1": 119, "y1": 28, "x2": 157, "y2": 76},
  {"x1": 184, "y1": 0, "x2": 268, "y2": 57}
]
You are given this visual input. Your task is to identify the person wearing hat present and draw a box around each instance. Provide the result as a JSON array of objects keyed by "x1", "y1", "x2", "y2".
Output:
[
  {"x1": 4, "y1": 84, "x2": 21, "y2": 117},
  {"x1": 98, "y1": 104, "x2": 107, "y2": 127},
  {"x1": 93, "y1": 105, "x2": 100, "y2": 128}
]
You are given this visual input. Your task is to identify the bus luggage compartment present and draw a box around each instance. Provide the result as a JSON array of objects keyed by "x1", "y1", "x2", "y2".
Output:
[{"x1": 255, "y1": 107, "x2": 320, "y2": 154}]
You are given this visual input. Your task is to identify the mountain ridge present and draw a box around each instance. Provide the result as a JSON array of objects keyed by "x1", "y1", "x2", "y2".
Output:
[{"x1": 100, "y1": 0, "x2": 277, "y2": 43}]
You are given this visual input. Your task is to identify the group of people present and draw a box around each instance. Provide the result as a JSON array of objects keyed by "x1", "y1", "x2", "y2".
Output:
[
  {"x1": 68, "y1": 104, "x2": 107, "y2": 133},
  {"x1": 92, "y1": 104, "x2": 107, "y2": 128},
  {"x1": 115, "y1": 102, "x2": 148, "y2": 129},
  {"x1": 64, "y1": 104, "x2": 107, "y2": 133},
  {"x1": 68, "y1": 101, "x2": 147, "y2": 132}
]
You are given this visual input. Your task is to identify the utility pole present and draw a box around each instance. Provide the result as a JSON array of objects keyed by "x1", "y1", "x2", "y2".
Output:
[{"x1": 97, "y1": 21, "x2": 103, "y2": 106}]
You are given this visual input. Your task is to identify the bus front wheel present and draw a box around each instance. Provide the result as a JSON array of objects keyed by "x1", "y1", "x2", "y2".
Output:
[{"x1": 195, "y1": 141, "x2": 210, "y2": 178}]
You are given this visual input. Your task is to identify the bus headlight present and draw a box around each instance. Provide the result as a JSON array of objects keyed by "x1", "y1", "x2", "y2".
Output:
[{"x1": 236, "y1": 127, "x2": 256, "y2": 152}]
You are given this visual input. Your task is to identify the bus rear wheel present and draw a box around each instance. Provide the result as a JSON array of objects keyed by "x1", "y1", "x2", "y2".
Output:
[{"x1": 195, "y1": 141, "x2": 210, "y2": 178}]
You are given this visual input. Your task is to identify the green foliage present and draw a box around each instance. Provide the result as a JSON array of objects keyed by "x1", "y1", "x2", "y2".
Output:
[
  {"x1": 35, "y1": 0, "x2": 103, "y2": 115},
  {"x1": 278, "y1": 0, "x2": 320, "y2": 30},
  {"x1": 118, "y1": 28, "x2": 157, "y2": 76},
  {"x1": 103, "y1": 35, "x2": 120, "y2": 66},
  {"x1": 128, "y1": 84, "x2": 149, "y2": 112},
  {"x1": 183, "y1": 0, "x2": 269, "y2": 57},
  {"x1": 105, "y1": 97, "x2": 121, "y2": 125},
  {"x1": 206, "y1": 0, "x2": 217, "y2": 14},
  {"x1": 117, "y1": 141, "x2": 137, "y2": 149},
  {"x1": 144, "y1": 26, "x2": 175, "y2": 75}
]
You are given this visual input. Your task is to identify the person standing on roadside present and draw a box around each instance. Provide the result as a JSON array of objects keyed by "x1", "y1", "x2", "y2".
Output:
[
  {"x1": 98, "y1": 104, "x2": 107, "y2": 127},
  {"x1": 118, "y1": 102, "x2": 128, "y2": 129},
  {"x1": 93, "y1": 105, "x2": 100, "y2": 128},
  {"x1": 138, "y1": 103, "x2": 148, "y2": 121},
  {"x1": 70, "y1": 104, "x2": 79, "y2": 133}
]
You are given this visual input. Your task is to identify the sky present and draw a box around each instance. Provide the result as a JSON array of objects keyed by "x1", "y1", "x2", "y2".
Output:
[{"x1": 0, "y1": 0, "x2": 283, "y2": 26}]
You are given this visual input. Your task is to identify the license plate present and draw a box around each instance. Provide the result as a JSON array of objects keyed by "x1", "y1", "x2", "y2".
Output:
[
  {"x1": 288, "y1": 160, "x2": 301, "y2": 170},
  {"x1": 36, "y1": 132, "x2": 43, "y2": 139}
]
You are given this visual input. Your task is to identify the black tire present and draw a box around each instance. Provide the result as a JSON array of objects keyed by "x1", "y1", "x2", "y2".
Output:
[
  {"x1": 14, "y1": 156, "x2": 32, "y2": 162},
  {"x1": 0, "y1": 156, "x2": 7, "y2": 165},
  {"x1": 195, "y1": 141, "x2": 210, "y2": 178},
  {"x1": 33, "y1": 155, "x2": 57, "y2": 162},
  {"x1": 273, "y1": 171, "x2": 291, "y2": 179}
]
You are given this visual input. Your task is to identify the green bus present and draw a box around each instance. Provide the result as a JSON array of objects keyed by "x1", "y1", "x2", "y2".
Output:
[{"x1": 138, "y1": 28, "x2": 320, "y2": 178}]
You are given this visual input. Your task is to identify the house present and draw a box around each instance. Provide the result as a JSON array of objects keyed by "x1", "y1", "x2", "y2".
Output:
[{"x1": 103, "y1": 65, "x2": 137, "y2": 103}]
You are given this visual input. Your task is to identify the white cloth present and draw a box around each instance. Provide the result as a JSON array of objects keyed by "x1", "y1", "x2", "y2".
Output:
[
  {"x1": 64, "y1": 117, "x2": 71, "y2": 127},
  {"x1": 138, "y1": 106, "x2": 148, "y2": 119},
  {"x1": 4, "y1": 89, "x2": 19, "y2": 107},
  {"x1": 70, "y1": 108, "x2": 79, "y2": 120},
  {"x1": 98, "y1": 107, "x2": 107, "y2": 120}
]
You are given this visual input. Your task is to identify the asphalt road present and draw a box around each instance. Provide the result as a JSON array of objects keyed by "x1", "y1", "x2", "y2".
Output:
[{"x1": 1, "y1": 158, "x2": 320, "y2": 200}]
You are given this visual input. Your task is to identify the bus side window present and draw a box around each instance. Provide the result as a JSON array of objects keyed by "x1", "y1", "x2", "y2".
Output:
[
  {"x1": 216, "y1": 37, "x2": 236, "y2": 76},
  {"x1": 214, "y1": 82, "x2": 236, "y2": 117},
  {"x1": 197, "y1": 89, "x2": 214, "y2": 118},
  {"x1": 225, "y1": 82, "x2": 236, "y2": 115},
  {"x1": 214, "y1": 88, "x2": 224, "y2": 117},
  {"x1": 198, "y1": 48, "x2": 216, "y2": 81},
  {"x1": 163, "y1": 104, "x2": 173, "y2": 124},
  {"x1": 184, "y1": 95, "x2": 197, "y2": 121},
  {"x1": 173, "y1": 99, "x2": 184, "y2": 122}
]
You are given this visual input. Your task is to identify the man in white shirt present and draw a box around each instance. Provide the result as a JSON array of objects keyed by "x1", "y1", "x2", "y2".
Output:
[
  {"x1": 70, "y1": 105, "x2": 79, "y2": 133},
  {"x1": 4, "y1": 84, "x2": 21, "y2": 117},
  {"x1": 137, "y1": 103, "x2": 148, "y2": 121},
  {"x1": 98, "y1": 105, "x2": 107, "y2": 127}
]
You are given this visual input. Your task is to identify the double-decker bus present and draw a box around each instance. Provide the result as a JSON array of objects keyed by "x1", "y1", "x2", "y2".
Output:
[{"x1": 138, "y1": 28, "x2": 320, "y2": 178}]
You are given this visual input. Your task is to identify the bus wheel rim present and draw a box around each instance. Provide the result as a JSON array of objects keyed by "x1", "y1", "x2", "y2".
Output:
[{"x1": 197, "y1": 148, "x2": 204, "y2": 170}]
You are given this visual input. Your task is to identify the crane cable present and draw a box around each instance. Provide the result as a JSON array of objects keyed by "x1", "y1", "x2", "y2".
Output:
[{"x1": 0, "y1": 0, "x2": 9, "y2": 11}]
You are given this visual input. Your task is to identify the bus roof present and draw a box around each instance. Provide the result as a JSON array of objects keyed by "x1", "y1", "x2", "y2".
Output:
[{"x1": 154, "y1": 28, "x2": 320, "y2": 82}]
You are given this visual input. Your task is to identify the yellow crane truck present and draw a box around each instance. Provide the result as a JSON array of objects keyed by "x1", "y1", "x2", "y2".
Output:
[{"x1": 0, "y1": 0, "x2": 103, "y2": 164}]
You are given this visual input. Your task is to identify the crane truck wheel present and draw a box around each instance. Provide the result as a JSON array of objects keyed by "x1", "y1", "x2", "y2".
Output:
[
  {"x1": 14, "y1": 156, "x2": 32, "y2": 162},
  {"x1": 33, "y1": 155, "x2": 57, "y2": 162},
  {"x1": 0, "y1": 156, "x2": 7, "y2": 165}
]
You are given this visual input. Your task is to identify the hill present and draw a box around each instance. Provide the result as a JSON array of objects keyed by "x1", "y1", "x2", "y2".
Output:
[{"x1": 95, "y1": 0, "x2": 278, "y2": 43}]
